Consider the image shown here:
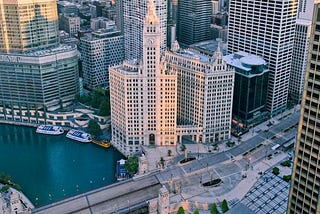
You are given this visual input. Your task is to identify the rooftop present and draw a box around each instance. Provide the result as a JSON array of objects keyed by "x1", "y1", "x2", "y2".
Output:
[
  {"x1": 224, "y1": 51, "x2": 267, "y2": 73},
  {"x1": 189, "y1": 39, "x2": 227, "y2": 56},
  {"x1": 23, "y1": 44, "x2": 77, "y2": 57}
]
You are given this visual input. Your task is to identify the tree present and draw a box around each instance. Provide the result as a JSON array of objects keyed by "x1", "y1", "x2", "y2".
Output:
[
  {"x1": 221, "y1": 199, "x2": 229, "y2": 213},
  {"x1": 98, "y1": 100, "x2": 110, "y2": 116},
  {"x1": 177, "y1": 207, "x2": 185, "y2": 214},
  {"x1": 124, "y1": 156, "x2": 139, "y2": 177},
  {"x1": 160, "y1": 157, "x2": 165, "y2": 168},
  {"x1": 210, "y1": 203, "x2": 220, "y2": 214},
  {"x1": 168, "y1": 149, "x2": 172, "y2": 156},
  {"x1": 0, "y1": 185, "x2": 10, "y2": 193},
  {"x1": 272, "y1": 167, "x2": 280, "y2": 175},
  {"x1": 193, "y1": 209, "x2": 200, "y2": 214},
  {"x1": 88, "y1": 120, "x2": 102, "y2": 137}
]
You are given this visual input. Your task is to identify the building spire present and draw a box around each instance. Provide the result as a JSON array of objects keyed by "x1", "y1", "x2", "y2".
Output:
[{"x1": 145, "y1": 0, "x2": 159, "y2": 24}]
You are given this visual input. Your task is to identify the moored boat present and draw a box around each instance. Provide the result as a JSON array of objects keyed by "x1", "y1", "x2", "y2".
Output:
[
  {"x1": 92, "y1": 139, "x2": 111, "y2": 148},
  {"x1": 66, "y1": 129, "x2": 92, "y2": 143},
  {"x1": 36, "y1": 125, "x2": 64, "y2": 135}
]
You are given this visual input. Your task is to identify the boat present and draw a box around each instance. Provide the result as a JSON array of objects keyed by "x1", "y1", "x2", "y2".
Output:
[
  {"x1": 116, "y1": 159, "x2": 128, "y2": 181},
  {"x1": 66, "y1": 129, "x2": 92, "y2": 143},
  {"x1": 92, "y1": 139, "x2": 111, "y2": 148},
  {"x1": 36, "y1": 125, "x2": 64, "y2": 135}
]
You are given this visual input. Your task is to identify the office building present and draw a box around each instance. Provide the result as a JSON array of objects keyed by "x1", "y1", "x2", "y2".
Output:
[
  {"x1": 224, "y1": 51, "x2": 269, "y2": 128},
  {"x1": 289, "y1": 0, "x2": 315, "y2": 104},
  {"x1": 0, "y1": 0, "x2": 59, "y2": 53},
  {"x1": 59, "y1": 14, "x2": 80, "y2": 37},
  {"x1": 81, "y1": 25, "x2": 124, "y2": 90},
  {"x1": 110, "y1": 0, "x2": 177, "y2": 156},
  {"x1": 122, "y1": 0, "x2": 167, "y2": 60},
  {"x1": 228, "y1": 0, "x2": 298, "y2": 116},
  {"x1": 90, "y1": 17, "x2": 115, "y2": 31},
  {"x1": 164, "y1": 42, "x2": 235, "y2": 143},
  {"x1": 289, "y1": 19, "x2": 312, "y2": 104},
  {"x1": 57, "y1": 1, "x2": 78, "y2": 15},
  {"x1": 287, "y1": 2, "x2": 320, "y2": 213},
  {"x1": 0, "y1": 0, "x2": 79, "y2": 123},
  {"x1": 177, "y1": 0, "x2": 212, "y2": 46}
]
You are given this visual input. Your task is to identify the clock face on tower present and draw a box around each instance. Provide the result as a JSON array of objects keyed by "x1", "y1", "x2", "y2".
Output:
[{"x1": 148, "y1": 38, "x2": 154, "y2": 44}]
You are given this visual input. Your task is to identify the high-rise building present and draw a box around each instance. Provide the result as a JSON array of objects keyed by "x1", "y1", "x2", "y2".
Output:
[
  {"x1": 287, "y1": 2, "x2": 320, "y2": 213},
  {"x1": 164, "y1": 42, "x2": 235, "y2": 143},
  {"x1": 228, "y1": 0, "x2": 298, "y2": 116},
  {"x1": 177, "y1": 0, "x2": 212, "y2": 46},
  {"x1": 289, "y1": 0, "x2": 315, "y2": 105},
  {"x1": 80, "y1": 25, "x2": 124, "y2": 90},
  {"x1": 224, "y1": 51, "x2": 269, "y2": 129},
  {"x1": 0, "y1": 0, "x2": 79, "y2": 123},
  {"x1": 122, "y1": 0, "x2": 167, "y2": 60},
  {"x1": 289, "y1": 19, "x2": 312, "y2": 104},
  {"x1": 0, "y1": 0, "x2": 59, "y2": 53},
  {"x1": 110, "y1": 0, "x2": 177, "y2": 156}
]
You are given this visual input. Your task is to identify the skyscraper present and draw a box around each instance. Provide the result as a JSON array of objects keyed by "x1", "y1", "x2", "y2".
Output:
[
  {"x1": 122, "y1": 0, "x2": 167, "y2": 60},
  {"x1": 0, "y1": 0, "x2": 59, "y2": 53},
  {"x1": 110, "y1": 0, "x2": 177, "y2": 156},
  {"x1": 177, "y1": 0, "x2": 212, "y2": 46},
  {"x1": 0, "y1": 0, "x2": 79, "y2": 123},
  {"x1": 289, "y1": 0, "x2": 316, "y2": 104},
  {"x1": 287, "y1": 2, "x2": 320, "y2": 213},
  {"x1": 228, "y1": 0, "x2": 298, "y2": 116}
]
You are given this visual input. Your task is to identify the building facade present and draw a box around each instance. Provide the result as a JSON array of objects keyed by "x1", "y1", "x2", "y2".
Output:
[
  {"x1": 0, "y1": 0, "x2": 79, "y2": 123},
  {"x1": 110, "y1": 0, "x2": 177, "y2": 156},
  {"x1": 287, "y1": 2, "x2": 320, "y2": 213},
  {"x1": 165, "y1": 42, "x2": 235, "y2": 143},
  {"x1": 57, "y1": 1, "x2": 78, "y2": 15},
  {"x1": 228, "y1": 0, "x2": 298, "y2": 116},
  {"x1": 122, "y1": 0, "x2": 167, "y2": 60},
  {"x1": 289, "y1": 19, "x2": 312, "y2": 104},
  {"x1": 177, "y1": 0, "x2": 212, "y2": 46},
  {"x1": 59, "y1": 14, "x2": 80, "y2": 37},
  {"x1": 0, "y1": 0, "x2": 60, "y2": 53},
  {"x1": 80, "y1": 26, "x2": 124, "y2": 90},
  {"x1": 224, "y1": 51, "x2": 268, "y2": 128}
]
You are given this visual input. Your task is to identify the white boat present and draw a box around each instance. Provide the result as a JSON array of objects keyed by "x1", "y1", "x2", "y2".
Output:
[
  {"x1": 66, "y1": 129, "x2": 92, "y2": 143},
  {"x1": 36, "y1": 125, "x2": 64, "y2": 135}
]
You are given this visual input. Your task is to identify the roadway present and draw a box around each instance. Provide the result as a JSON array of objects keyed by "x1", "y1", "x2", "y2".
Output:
[{"x1": 32, "y1": 111, "x2": 300, "y2": 213}]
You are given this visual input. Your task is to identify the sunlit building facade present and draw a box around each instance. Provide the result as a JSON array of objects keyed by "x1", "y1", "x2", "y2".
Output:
[
  {"x1": 288, "y1": 2, "x2": 320, "y2": 213},
  {"x1": 228, "y1": 0, "x2": 298, "y2": 116},
  {"x1": 110, "y1": 0, "x2": 177, "y2": 156},
  {"x1": 164, "y1": 42, "x2": 235, "y2": 143}
]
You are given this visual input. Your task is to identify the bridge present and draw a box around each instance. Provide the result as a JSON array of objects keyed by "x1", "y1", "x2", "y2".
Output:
[{"x1": 32, "y1": 175, "x2": 161, "y2": 214}]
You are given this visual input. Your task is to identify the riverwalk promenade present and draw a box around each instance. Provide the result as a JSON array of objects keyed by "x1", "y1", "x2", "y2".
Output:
[{"x1": 32, "y1": 107, "x2": 299, "y2": 213}]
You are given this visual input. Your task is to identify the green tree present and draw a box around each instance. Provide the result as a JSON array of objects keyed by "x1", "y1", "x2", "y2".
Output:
[
  {"x1": 98, "y1": 100, "x2": 110, "y2": 116},
  {"x1": 193, "y1": 209, "x2": 200, "y2": 214},
  {"x1": 221, "y1": 199, "x2": 229, "y2": 213},
  {"x1": 210, "y1": 203, "x2": 220, "y2": 214},
  {"x1": 88, "y1": 120, "x2": 102, "y2": 137},
  {"x1": 160, "y1": 157, "x2": 165, "y2": 168},
  {"x1": 124, "y1": 156, "x2": 139, "y2": 177},
  {"x1": 177, "y1": 207, "x2": 185, "y2": 214},
  {"x1": 0, "y1": 185, "x2": 10, "y2": 192},
  {"x1": 168, "y1": 149, "x2": 172, "y2": 156},
  {"x1": 272, "y1": 167, "x2": 280, "y2": 175},
  {"x1": 12, "y1": 184, "x2": 22, "y2": 192}
]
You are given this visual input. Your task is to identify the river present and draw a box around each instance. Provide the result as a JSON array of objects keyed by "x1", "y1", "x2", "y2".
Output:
[{"x1": 0, "y1": 124, "x2": 124, "y2": 207}]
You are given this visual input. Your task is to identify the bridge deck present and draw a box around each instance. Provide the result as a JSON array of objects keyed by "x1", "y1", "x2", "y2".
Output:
[{"x1": 32, "y1": 175, "x2": 161, "y2": 214}]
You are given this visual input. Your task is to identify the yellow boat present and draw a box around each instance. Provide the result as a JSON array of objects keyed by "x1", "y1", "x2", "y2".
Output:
[{"x1": 92, "y1": 139, "x2": 111, "y2": 149}]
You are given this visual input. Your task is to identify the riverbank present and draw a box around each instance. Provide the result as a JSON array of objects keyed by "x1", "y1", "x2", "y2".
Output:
[{"x1": 0, "y1": 183, "x2": 34, "y2": 213}]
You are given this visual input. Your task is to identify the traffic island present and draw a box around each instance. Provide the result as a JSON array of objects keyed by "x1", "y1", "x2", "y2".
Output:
[
  {"x1": 202, "y1": 178, "x2": 222, "y2": 187},
  {"x1": 179, "y1": 157, "x2": 196, "y2": 164}
]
